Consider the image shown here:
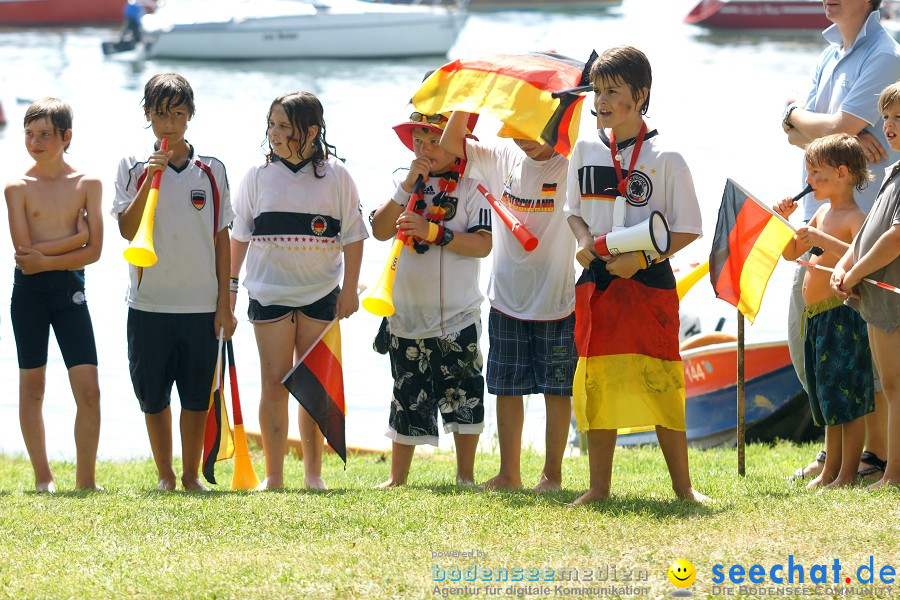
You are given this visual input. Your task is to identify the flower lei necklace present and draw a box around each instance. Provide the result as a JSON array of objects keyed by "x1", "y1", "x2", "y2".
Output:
[{"x1": 407, "y1": 158, "x2": 466, "y2": 254}]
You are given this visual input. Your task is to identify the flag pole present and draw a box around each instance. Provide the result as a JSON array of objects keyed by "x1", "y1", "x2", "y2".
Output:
[{"x1": 737, "y1": 310, "x2": 746, "y2": 476}]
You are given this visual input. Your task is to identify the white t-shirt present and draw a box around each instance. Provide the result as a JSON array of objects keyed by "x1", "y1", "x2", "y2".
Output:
[
  {"x1": 231, "y1": 157, "x2": 369, "y2": 307},
  {"x1": 465, "y1": 140, "x2": 575, "y2": 320},
  {"x1": 113, "y1": 146, "x2": 234, "y2": 313},
  {"x1": 387, "y1": 173, "x2": 492, "y2": 339},
  {"x1": 565, "y1": 128, "x2": 703, "y2": 239}
]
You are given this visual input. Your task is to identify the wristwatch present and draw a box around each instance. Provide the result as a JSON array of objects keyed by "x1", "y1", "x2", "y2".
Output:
[
  {"x1": 782, "y1": 103, "x2": 800, "y2": 129},
  {"x1": 438, "y1": 227, "x2": 454, "y2": 247}
]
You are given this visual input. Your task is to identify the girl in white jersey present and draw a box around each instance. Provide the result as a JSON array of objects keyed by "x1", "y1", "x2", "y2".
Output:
[{"x1": 230, "y1": 92, "x2": 368, "y2": 490}]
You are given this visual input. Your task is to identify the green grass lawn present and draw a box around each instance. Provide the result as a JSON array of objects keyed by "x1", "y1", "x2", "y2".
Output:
[{"x1": 0, "y1": 443, "x2": 897, "y2": 599}]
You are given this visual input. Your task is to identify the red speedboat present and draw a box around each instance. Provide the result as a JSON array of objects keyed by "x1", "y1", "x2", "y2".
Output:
[
  {"x1": 0, "y1": 0, "x2": 126, "y2": 26},
  {"x1": 684, "y1": 0, "x2": 830, "y2": 30}
]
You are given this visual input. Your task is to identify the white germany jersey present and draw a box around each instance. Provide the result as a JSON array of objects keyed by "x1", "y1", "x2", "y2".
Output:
[
  {"x1": 231, "y1": 157, "x2": 369, "y2": 307},
  {"x1": 113, "y1": 146, "x2": 234, "y2": 313},
  {"x1": 387, "y1": 174, "x2": 492, "y2": 339},
  {"x1": 565, "y1": 128, "x2": 703, "y2": 238},
  {"x1": 465, "y1": 141, "x2": 575, "y2": 321}
]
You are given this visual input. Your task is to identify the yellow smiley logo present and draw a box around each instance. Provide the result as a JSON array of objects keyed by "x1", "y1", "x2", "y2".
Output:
[{"x1": 667, "y1": 559, "x2": 696, "y2": 588}]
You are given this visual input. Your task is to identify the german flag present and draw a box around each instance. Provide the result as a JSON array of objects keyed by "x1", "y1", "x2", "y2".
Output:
[
  {"x1": 573, "y1": 261, "x2": 685, "y2": 433},
  {"x1": 282, "y1": 320, "x2": 347, "y2": 463},
  {"x1": 411, "y1": 51, "x2": 597, "y2": 157},
  {"x1": 709, "y1": 179, "x2": 795, "y2": 323},
  {"x1": 202, "y1": 338, "x2": 233, "y2": 484},
  {"x1": 541, "y1": 183, "x2": 557, "y2": 197}
]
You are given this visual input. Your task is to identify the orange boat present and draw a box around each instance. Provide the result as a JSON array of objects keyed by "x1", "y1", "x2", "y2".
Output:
[{"x1": 618, "y1": 333, "x2": 818, "y2": 448}]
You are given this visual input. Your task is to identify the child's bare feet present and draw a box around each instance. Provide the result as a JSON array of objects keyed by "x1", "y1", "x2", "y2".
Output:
[
  {"x1": 181, "y1": 476, "x2": 210, "y2": 492},
  {"x1": 533, "y1": 474, "x2": 562, "y2": 493},
  {"x1": 156, "y1": 478, "x2": 176, "y2": 491},
  {"x1": 376, "y1": 477, "x2": 406, "y2": 489},
  {"x1": 304, "y1": 475, "x2": 327, "y2": 490},
  {"x1": 480, "y1": 473, "x2": 522, "y2": 490},
  {"x1": 867, "y1": 477, "x2": 900, "y2": 491},
  {"x1": 76, "y1": 483, "x2": 105, "y2": 491},
  {"x1": 569, "y1": 486, "x2": 609, "y2": 506},
  {"x1": 675, "y1": 487, "x2": 713, "y2": 503},
  {"x1": 822, "y1": 476, "x2": 856, "y2": 491},
  {"x1": 806, "y1": 473, "x2": 834, "y2": 491},
  {"x1": 35, "y1": 480, "x2": 56, "y2": 493},
  {"x1": 253, "y1": 477, "x2": 283, "y2": 491}
]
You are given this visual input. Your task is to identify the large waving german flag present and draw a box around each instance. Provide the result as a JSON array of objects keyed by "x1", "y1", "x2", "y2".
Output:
[
  {"x1": 411, "y1": 51, "x2": 596, "y2": 157},
  {"x1": 709, "y1": 179, "x2": 795, "y2": 323},
  {"x1": 573, "y1": 261, "x2": 686, "y2": 433},
  {"x1": 282, "y1": 320, "x2": 347, "y2": 463}
]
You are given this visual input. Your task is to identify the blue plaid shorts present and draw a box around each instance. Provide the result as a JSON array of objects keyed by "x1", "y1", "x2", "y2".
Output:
[{"x1": 486, "y1": 309, "x2": 576, "y2": 396}]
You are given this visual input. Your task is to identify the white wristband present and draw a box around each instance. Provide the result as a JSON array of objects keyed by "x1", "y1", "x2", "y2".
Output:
[{"x1": 392, "y1": 183, "x2": 411, "y2": 206}]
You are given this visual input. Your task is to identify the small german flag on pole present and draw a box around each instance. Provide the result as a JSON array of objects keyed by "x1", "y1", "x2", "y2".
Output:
[{"x1": 709, "y1": 179, "x2": 796, "y2": 323}]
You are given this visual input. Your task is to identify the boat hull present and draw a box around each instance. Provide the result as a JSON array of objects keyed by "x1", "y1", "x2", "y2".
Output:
[
  {"x1": 618, "y1": 340, "x2": 817, "y2": 448},
  {"x1": 684, "y1": 0, "x2": 830, "y2": 30},
  {"x1": 380, "y1": 0, "x2": 621, "y2": 8},
  {"x1": 144, "y1": 2, "x2": 467, "y2": 59},
  {"x1": 0, "y1": 0, "x2": 124, "y2": 25}
]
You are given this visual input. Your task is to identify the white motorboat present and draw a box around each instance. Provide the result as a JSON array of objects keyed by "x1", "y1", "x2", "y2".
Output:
[{"x1": 141, "y1": 0, "x2": 467, "y2": 60}]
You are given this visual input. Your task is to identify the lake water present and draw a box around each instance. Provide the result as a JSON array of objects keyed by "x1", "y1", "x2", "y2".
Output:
[{"x1": 0, "y1": 0, "x2": 837, "y2": 462}]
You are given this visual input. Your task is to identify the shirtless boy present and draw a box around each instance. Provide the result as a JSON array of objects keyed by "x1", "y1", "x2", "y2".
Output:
[
  {"x1": 774, "y1": 133, "x2": 874, "y2": 490},
  {"x1": 5, "y1": 97, "x2": 104, "y2": 492}
]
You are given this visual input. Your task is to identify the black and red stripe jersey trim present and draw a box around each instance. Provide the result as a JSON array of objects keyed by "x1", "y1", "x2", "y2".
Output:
[{"x1": 132, "y1": 156, "x2": 224, "y2": 238}]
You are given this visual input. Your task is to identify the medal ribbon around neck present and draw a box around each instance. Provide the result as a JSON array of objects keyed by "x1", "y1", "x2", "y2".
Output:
[{"x1": 609, "y1": 121, "x2": 648, "y2": 198}]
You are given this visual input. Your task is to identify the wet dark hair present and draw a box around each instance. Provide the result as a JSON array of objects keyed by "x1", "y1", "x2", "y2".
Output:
[
  {"x1": 24, "y1": 97, "x2": 73, "y2": 151},
  {"x1": 142, "y1": 72, "x2": 195, "y2": 117},
  {"x1": 265, "y1": 91, "x2": 341, "y2": 178},
  {"x1": 589, "y1": 45, "x2": 652, "y2": 115},
  {"x1": 805, "y1": 133, "x2": 872, "y2": 192}
]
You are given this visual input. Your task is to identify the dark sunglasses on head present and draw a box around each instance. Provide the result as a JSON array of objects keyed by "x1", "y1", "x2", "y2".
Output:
[{"x1": 409, "y1": 112, "x2": 447, "y2": 124}]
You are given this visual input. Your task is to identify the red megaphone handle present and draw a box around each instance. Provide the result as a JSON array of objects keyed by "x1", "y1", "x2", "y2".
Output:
[
  {"x1": 396, "y1": 176, "x2": 424, "y2": 244},
  {"x1": 151, "y1": 138, "x2": 169, "y2": 189}
]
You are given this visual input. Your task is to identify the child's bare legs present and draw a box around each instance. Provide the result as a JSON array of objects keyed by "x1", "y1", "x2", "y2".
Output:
[
  {"x1": 253, "y1": 318, "x2": 297, "y2": 490},
  {"x1": 69, "y1": 364, "x2": 100, "y2": 490},
  {"x1": 180, "y1": 408, "x2": 209, "y2": 491},
  {"x1": 534, "y1": 394, "x2": 571, "y2": 493},
  {"x1": 860, "y1": 391, "x2": 888, "y2": 477},
  {"x1": 253, "y1": 313, "x2": 328, "y2": 490},
  {"x1": 657, "y1": 426, "x2": 710, "y2": 502},
  {"x1": 808, "y1": 424, "x2": 841, "y2": 490},
  {"x1": 867, "y1": 325, "x2": 900, "y2": 489},
  {"x1": 378, "y1": 441, "x2": 415, "y2": 488},
  {"x1": 19, "y1": 367, "x2": 54, "y2": 491},
  {"x1": 824, "y1": 417, "x2": 865, "y2": 489},
  {"x1": 145, "y1": 408, "x2": 176, "y2": 490},
  {"x1": 298, "y1": 405, "x2": 326, "y2": 490},
  {"x1": 480, "y1": 395, "x2": 523, "y2": 490},
  {"x1": 454, "y1": 432, "x2": 479, "y2": 485},
  {"x1": 571, "y1": 429, "x2": 616, "y2": 505}
]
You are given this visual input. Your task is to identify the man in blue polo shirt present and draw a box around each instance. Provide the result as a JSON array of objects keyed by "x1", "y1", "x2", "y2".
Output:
[{"x1": 782, "y1": 0, "x2": 900, "y2": 481}]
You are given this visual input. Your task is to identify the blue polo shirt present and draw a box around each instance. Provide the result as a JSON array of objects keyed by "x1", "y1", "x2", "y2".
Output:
[{"x1": 801, "y1": 11, "x2": 900, "y2": 220}]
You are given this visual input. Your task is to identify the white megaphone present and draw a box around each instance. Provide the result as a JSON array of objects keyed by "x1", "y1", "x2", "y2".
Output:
[{"x1": 594, "y1": 210, "x2": 671, "y2": 258}]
